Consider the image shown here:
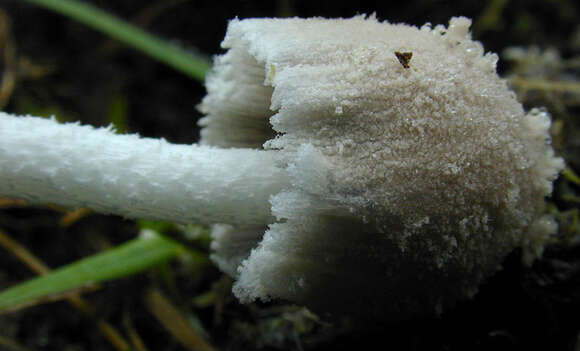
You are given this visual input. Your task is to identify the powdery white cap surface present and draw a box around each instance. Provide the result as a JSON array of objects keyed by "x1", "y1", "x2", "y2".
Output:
[{"x1": 201, "y1": 15, "x2": 564, "y2": 319}]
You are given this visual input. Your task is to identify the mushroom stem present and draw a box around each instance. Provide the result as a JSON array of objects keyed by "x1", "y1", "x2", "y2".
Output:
[{"x1": 0, "y1": 113, "x2": 289, "y2": 225}]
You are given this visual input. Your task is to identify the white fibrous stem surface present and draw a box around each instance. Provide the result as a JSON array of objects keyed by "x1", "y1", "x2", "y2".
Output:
[{"x1": 0, "y1": 113, "x2": 289, "y2": 226}]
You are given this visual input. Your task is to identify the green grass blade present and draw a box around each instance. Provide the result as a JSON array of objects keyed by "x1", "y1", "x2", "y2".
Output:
[
  {"x1": 0, "y1": 232, "x2": 184, "y2": 313},
  {"x1": 24, "y1": 0, "x2": 211, "y2": 81}
]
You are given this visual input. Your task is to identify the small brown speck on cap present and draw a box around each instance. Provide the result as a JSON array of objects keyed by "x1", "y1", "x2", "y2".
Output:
[{"x1": 395, "y1": 51, "x2": 413, "y2": 69}]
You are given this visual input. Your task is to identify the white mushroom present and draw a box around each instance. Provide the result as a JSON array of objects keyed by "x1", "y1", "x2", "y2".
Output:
[{"x1": 0, "y1": 15, "x2": 564, "y2": 319}]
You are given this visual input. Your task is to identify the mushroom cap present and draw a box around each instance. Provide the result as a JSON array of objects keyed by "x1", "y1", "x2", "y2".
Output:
[{"x1": 199, "y1": 15, "x2": 564, "y2": 319}]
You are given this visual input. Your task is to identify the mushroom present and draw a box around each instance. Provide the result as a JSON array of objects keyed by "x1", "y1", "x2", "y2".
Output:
[{"x1": 0, "y1": 15, "x2": 564, "y2": 320}]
